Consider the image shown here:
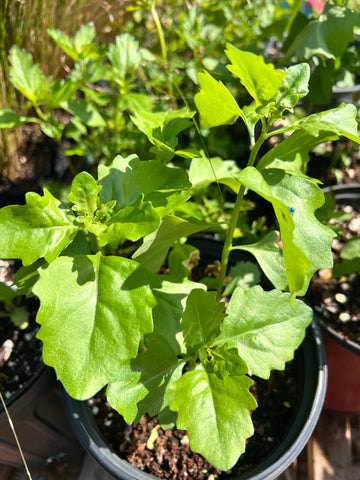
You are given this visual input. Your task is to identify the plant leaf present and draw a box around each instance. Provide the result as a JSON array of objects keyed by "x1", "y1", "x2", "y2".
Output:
[
  {"x1": 194, "y1": 71, "x2": 243, "y2": 129},
  {"x1": 284, "y1": 5, "x2": 360, "y2": 60},
  {"x1": 181, "y1": 289, "x2": 225, "y2": 352},
  {"x1": 233, "y1": 232, "x2": 288, "y2": 290},
  {"x1": 238, "y1": 167, "x2": 334, "y2": 296},
  {"x1": 98, "y1": 155, "x2": 191, "y2": 212},
  {"x1": 68, "y1": 171, "x2": 102, "y2": 217},
  {"x1": 98, "y1": 195, "x2": 160, "y2": 247},
  {"x1": 217, "y1": 286, "x2": 312, "y2": 378},
  {"x1": 223, "y1": 261, "x2": 262, "y2": 296},
  {"x1": 225, "y1": 44, "x2": 285, "y2": 111},
  {"x1": 108, "y1": 33, "x2": 144, "y2": 81},
  {"x1": 257, "y1": 130, "x2": 338, "y2": 176},
  {"x1": 47, "y1": 28, "x2": 77, "y2": 60},
  {"x1": 293, "y1": 103, "x2": 360, "y2": 144},
  {"x1": 170, "y1": 365, "x2": 256, "y2": 470},
  {"x1": 0, "y1": 110, "x2": 39, "y2": 128},
  {"x1": 61, "y1": 99, "x2": 106, "y2": 127},
  {"x1": 0, "y1": 190, "x2": 78, "y2": 265},
  {"x1": 189, "y1": 154, "x2": 241, "y2": 193},
  {"x1": 9, "y1": 46, "x2": 52, "y2": 104},
  {"x1": 33, "y1": 253, "x2": 158, "y2": 399},
  {"x1": 132, "y1": 216, "x2": 211, "y2": 273},
  {"x1": 274, "y1": 63, "x2": 310, "y2": 111},
  {"x1": 106, "y1": 335, "x2": 184, "y2": 423}
]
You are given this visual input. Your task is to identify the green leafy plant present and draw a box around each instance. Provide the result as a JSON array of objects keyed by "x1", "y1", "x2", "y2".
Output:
[
  {"x1": 0, "y1": 46, "x2": 359, "y2": 471},
  {"x1": 0, "y1": 23, "x2": 196, "y2": 171},
  {"x1": 282, "y1": 3, "x2": 360, "y2": 105}
]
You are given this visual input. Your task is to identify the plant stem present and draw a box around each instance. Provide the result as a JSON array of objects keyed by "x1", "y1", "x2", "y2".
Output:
[
  {"x1": 0, "y1": 391, "x2": 33, "y2": 479},
  {"x1": 150, "y1": 1, "x2": 177, "y2": 108},
  {"x1": 216, "y1": 122, "x2": 268, "y2": 301}
]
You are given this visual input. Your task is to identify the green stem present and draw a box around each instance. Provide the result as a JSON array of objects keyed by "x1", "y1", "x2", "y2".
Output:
[
  {"x1": 216, "y1": 123, "x2": 268, "y2": 301},
  {"x1": 150, "y1": 2, "x2": 177, "y2": 108}
]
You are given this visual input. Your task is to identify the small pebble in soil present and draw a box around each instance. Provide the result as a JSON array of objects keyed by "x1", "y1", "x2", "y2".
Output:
[
  {"x1": 335, "y1": 293, "x2": 347, "y2": 304},
  {"x1": 339, "y1": 312, "x2": 351, "y2": 323},
  {"x1": 348, "y1": 217, "x2": 360, "y2": 233}
]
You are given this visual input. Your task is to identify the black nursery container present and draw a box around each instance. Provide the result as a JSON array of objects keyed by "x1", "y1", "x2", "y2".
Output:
[
  {"x1": 0, "y1": 366, "x2": 83, "y2": 468},
  {"x1": 62, "y1": 237, "x2": 327, "y2": 480}
]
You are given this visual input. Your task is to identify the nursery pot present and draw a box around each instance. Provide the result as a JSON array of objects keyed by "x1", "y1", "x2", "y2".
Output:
[
  {"x1": 316, "y1": 184, "x2": 360, "y2": 412},
  {"x1": 0, "y1": 366, "x2": 83, "y2": 468},
  {"x1": 62, "y1": 237, "x2": 327, "y2": 480}
]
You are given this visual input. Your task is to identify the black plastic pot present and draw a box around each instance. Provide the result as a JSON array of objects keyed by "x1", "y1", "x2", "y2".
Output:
[
  {"x1": 314, "y1": 184, "x2": 360, "y2": 411},
  {"x1": 62, "y1": 237, "x2": 327, "y2": 480},
  {"x1": 0, "y1": 366, "x2": 83, "y2": 468}
]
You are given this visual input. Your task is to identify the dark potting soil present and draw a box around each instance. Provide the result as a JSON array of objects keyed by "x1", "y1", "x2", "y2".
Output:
[
  {"x1": 0, "y1": 261, "x2": 43, "y2": 402},
  {"x1": 308, "y1": 203, "x2": 360, "y2": 345},
  {"x1": 90, "y1": 359, "x2": 299, "y2": 479}
]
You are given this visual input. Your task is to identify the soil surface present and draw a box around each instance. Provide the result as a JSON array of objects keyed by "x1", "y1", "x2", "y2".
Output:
[
  {"x1": 308, "y1": 202, "x2": 360, "y2": 346},
  {"x1": 90, "y1": 359, "x2": 299, "y2": 479}
]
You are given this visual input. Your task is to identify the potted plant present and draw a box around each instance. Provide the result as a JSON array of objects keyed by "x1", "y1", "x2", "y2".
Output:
[
  {"x1": 308, "y1": 183, "x2": 360, "y2": 411},
  {"x1": 0, "y1": 46, "x2": 359, "y2": 476}
]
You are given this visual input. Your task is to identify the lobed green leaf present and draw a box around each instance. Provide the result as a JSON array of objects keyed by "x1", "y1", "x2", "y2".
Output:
[
  {"x1": 170, "y1": 365, "x2": 256, "y2": 470},
  {"x1": 0, "y1": 190, "x2": 78, "y2": 265},
  {"x1": 217, "y1": 286, "x2": 313, "y2": 378},
  {"x1": 33, "y1": 253, "x2": 158, "y2": 399}
]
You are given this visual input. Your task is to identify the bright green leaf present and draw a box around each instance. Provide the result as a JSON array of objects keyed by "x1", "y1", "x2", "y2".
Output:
[
  {"x1": 9, "y1": 46, "x2": 52, "y2": 104},
  {"x1": 238, "y1": 168, "x2": 334, "y2": 296},
  {"x1": 194, "y1": 71, "x2": 243, "y2": 129},
  {"x1": 189, "y1": 154, "x2": 241, "y2": 193},
  {"x1": 181, "y1": 289, "x2": 225, "y2": 352},
  {"x1": 68, "y1": 171, "x2": 102, "y2": 217},
  {"x1": 217, "y1": 286, "x2": 312, "y2": 378},
  {"x1": 33, "y1": 253, "x2": 158, "y2": 399},
  {"x1": 274, "y1": 63, "x2": 310, "y2": 110},
  {"x1": 294, "y1": 103, "x2": 360, "y2": 144},
  {"x1": 107, "y1": 335, "x2": 184, "y2": 423},
  {"x1": 225, "y1": 44, "x2": 285, "y2": 110},
  {"x1": 170, "y1": 365, "x2": 256, "y2": 470},
  {"x1": 257, "y1": 130, "x2": 337, "y2": 176},
  {"x1": 0, "y1": 190, "x2": 78, "y2": 265}
]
